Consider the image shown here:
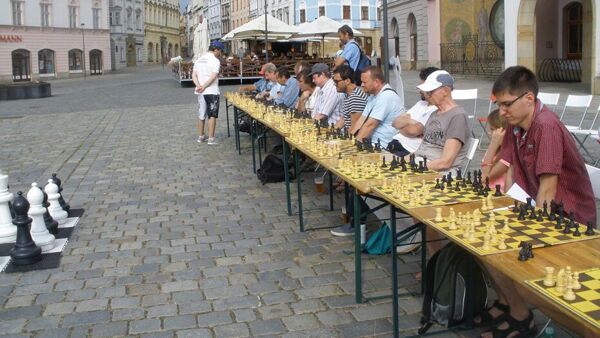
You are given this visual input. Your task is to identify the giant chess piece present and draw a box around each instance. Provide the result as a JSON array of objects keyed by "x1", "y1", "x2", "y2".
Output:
[
  {"x1": 44, "y1": 179, "x2": 67, "y2": 224},
  {"x1": 0, "y1": 171, "x2": 17, "y2": 242},
  {"x1": 9, "y1": 191, "x2": 42, "y2": 265},
  {"x1": 27, "y1": 183, "x2": 56, "y2": 252},
  {"x1": 42, "y1": 190, "x2": 58, "y2": 235},
  {"x1": 51, "y1": 174, "x2": 70, "y2": 216}
]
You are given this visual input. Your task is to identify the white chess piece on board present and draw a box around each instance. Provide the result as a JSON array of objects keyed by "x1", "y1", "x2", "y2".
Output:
[
  {"x1": 45, "y1": 179, "x2": 67, "y2": 224},
  {"x1": 0, "y1": 171, "x2": 17, "y2": 242},
  {"x1": 27, "y1": 183, "x2": 56, "y2": 252}
]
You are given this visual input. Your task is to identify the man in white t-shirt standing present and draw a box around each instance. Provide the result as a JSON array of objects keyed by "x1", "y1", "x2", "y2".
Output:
[{"x1": 192, "y1": 41, "x2": 224, "y2": 145}]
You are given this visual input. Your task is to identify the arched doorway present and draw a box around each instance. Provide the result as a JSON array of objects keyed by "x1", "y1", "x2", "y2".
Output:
[
  {"x1": 168, "y1": 43, "x2": 173, "y2": 59},
  {"x1": 127, "y1": 42, "x2": 136, "y2": 67},
  {"x1": 391, "y1": 17, "x2": 399, "y2": 58},
  {"x1": 564, "y1": 2, "x2": 583, "y2": 59},
  {"x1": 155, "y1": 44, "x2": 160, "y2": 63},
  {"x1": 68, "y1": 49, "x2": 83, "y2": 72},
  {"x1": 12, "y1": 49, "x2": 30, "y2": 81},
  {"x1": 174, "y1": 44, "x2": 179, "y2": 56},
  {"x1": 148, "y1": 42, "x2": 154, "y2": 62},
  {"x1": 407, "y1": 13, "x2": 417, "y2": 70},
  {"x1": 89, "y1": 49, "x2": 103, "y2": 75},
  {"x1": 38, "y1": 49, "x2": 55, "y2": 77}
]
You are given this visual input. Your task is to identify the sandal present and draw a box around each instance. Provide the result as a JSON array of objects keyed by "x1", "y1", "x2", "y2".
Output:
[
  {"x1": 480, "y1": 311, "x2": 537, "y2": 338},
  {"x1": 474, "y1": 300, "x2": 510, "y2": 327}
]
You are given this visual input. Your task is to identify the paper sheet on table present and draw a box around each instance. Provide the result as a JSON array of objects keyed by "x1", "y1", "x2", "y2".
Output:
[{"x1": 506, "y1": 183, "x2": 535, "y2": 207}]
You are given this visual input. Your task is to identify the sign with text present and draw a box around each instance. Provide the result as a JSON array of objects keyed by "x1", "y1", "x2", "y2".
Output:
[{"x1": 0, "y1": 35, "x2": 23, "y2": 43}]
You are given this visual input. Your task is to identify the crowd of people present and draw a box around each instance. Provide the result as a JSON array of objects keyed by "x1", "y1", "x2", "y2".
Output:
[{"x1": 192, "y1": 27, "x2": 597, "y2": 338}]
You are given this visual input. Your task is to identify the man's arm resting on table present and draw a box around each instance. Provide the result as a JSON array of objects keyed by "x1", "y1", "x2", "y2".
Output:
[
  {"x1": 355, "y1": 118, "x2": 380, "y2": 141},
  {"x1": 536, "y1": 174, "x2": 558, "y2": 207},
  {"x1": 427, "y1": 139, "x2": 462, "y2": 171}
]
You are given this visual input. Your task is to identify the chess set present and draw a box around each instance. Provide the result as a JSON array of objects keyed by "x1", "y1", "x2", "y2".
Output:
[
  {"x1": 0, "y1": 171, "x2": 81, "y2": 273},
  {"x1": 335, "y1": 153, "x2": 437, "y2": 184},
  {"x1": 424, "y1": 200, "x2": 600, "y2": 256},
  {"x1": 373, "y1": 169, "x2": 505, "y2": 209},
  {"x1": 526, "y1": 267, "x2": 600, "y2": 330}
]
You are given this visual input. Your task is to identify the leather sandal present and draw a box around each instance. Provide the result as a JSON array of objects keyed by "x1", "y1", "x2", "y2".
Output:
[
  {"x1": 474, "y1": 300, "x2": 510, "y2": 327},
  {"x1": 480, "y1": 310, "x2": 537, "y2": 338}
]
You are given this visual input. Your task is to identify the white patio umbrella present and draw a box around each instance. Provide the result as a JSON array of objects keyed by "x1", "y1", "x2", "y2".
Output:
[{"x1": 292, "y1": 16, "x2": 363, "y2": 57}]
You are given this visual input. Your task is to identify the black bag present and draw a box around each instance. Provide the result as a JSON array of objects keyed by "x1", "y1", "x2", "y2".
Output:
[
  {"x1": 238, "y1": 116, "x2": 251, "y2": 134},
  {"x1": 257, "y1": 154, "x2": 295, "y2": 184},
  {"x1": 419, "y1": 243, "x2": 489, "y2": 334},
  {"x1": 348, "y1": 41, "x2": 372, "y2": 85}
]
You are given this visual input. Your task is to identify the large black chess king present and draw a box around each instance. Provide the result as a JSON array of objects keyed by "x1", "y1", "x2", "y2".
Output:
[{"x1": 9, "y1": 192, "x2": 42, "y2": 265}]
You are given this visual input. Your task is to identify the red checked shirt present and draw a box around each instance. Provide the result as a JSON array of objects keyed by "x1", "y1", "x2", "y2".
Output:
[{"x1": 499, "y1": 100, "x2": 597, "y2": 225}]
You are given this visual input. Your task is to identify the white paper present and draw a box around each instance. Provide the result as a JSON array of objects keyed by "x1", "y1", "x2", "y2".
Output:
[
  {"x1": 506, "y1": 183, "x2": 535, "y2": 206},
  {"x1": 0, "y1": 256, "x2": 10, "y2": 272}
]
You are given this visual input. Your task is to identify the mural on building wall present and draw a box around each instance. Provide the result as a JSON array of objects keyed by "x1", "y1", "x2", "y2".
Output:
[
  {"x1": 444, "y1": 18, "x2": 471, "y2": 43},
  {"x1": 440, "y1": 0, "x2": 500, "y2": 43}
]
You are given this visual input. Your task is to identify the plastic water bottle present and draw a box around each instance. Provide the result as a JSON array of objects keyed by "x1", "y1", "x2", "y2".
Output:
[{"x1": 542, "y1": 326, "x2": 555, "y2": 338}]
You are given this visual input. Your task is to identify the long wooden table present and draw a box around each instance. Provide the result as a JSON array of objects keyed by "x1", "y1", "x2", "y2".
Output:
[{"x1": 226, "y1": 96, "x2": 600, "y2": 338}]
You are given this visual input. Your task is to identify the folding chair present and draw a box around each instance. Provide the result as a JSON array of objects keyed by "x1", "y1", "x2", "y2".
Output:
[
  {"x1": 474, "y1": 100, "x2": 494, "y2": 149},
  {"x1": 585, "y1": 164, "x2": 600, "y2": 200},
  {"x1": 463, "y1": 138, "x2": 480, "y2": 173},
  {"x1": 559, "y1": 94, "x2": 593, "y2": 131},
  {"x1": 452, "y1": 89, "x2": 479, "y2": 138},
  {"x1": 571, "y1": 104, "x2": 600, "y2": 163},
  {"x1": 537, "y1": 92, "x2": 560, "y2": 110}
]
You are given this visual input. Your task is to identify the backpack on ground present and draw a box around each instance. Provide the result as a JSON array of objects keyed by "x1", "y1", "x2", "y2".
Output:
[
  {"x1": 419, "y1": 243, "x2": 489, "y2": 334},
  {"x1": 256, "y1": 153, "x2": 295, "y2": 184},
  {"x1": 363, "y1": 222, "x2": 392, "y2": 255},
  {"x1": 348, "y1": 41, "x2": 371, "y2": 85}
]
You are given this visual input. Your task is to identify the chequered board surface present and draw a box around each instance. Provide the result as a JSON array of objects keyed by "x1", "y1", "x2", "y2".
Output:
[
  {"x1": 335, "y1": 161, "x2": 437, "y2": 183},
  {"x1": 526, "y1": 268, "x2": 600, "y2": 330},
  {"x1": 424, "y1": 209, "x2": 600, "y2": 256}
]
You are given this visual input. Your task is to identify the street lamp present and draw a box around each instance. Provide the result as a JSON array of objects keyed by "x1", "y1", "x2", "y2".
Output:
[{"x1": 81, "y1": 22, "x2": 86, "y2": 79}]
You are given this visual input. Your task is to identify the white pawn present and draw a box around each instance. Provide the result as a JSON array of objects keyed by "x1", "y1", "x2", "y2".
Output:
[
  {"x1": 27, "y1": 183, "x2": 56, "y2": 252},
  {"x1": 45, "y1": 179, "x2": 68, "y2": 224},
  {"x1": 0, "y1": 171, "x2": 17, "y2": 242}
]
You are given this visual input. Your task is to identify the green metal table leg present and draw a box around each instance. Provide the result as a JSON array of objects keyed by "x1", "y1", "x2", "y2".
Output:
[
  {"x1": 328, "y1": 171, "x2": 334, "y2": 211},
  {"x1": 421, "y1": 224, "x2": 427, "y2": 295},
  {"x1": 391, "y1": 205, "x2": 400, "y2": 338},
  {"x1": 282, "y1": 137, "x2": 292, "y2": 216},
  {"x1": 354, "y1": 189, "x2": 363, "y2": 303},
  {"x1": 225, "y1": 99, "x2": 231, "y2": 137},
  {"x1": 234, "y1": 107, "x2": 240, "y2": 153},
  {"x1": 257, "y1": 126, "x2": 263, "y2": 168},
  {"x1": 251, "y1": 120, "x2": 257, "y2": 173},
  {"x1": 294, "y1": 150, "x2": 304, "y2": 232}
]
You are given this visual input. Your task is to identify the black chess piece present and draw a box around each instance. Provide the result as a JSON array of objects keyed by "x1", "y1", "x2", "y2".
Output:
[
  {"x1": 526, "y1": 197, "x2": 533, "y2": 210},
  {"x1": 527, "y1": 243, "x2": 534, "y2": 259},
  {"x1": 484, "y1": 177, "x2": 491, "y2": 192},
  {"x1": 447, "y1": 172, "x2": 453, "y2": 185},
  {"x1": 494, "y1": 185, "x2": 502, "y2": 197},
  {"x1": 42, "y1": 191, "x2": 59, "y2": 235},
  {"x1": 529, "y1": 208, "x2": 537, "y2": 220},
  {"x1": 435, "y1": 178, "x2": 441, "y2": 189},
  {"x1": 9, "y1": 192, "x2": 42, "y2": 266},
  {"x1": 466, "y1": 171, "x2": 472, "y2": 184},
  {"x1": 381, "y1": 157, "x2": 387, "y2": 168},
  {"x1": 536, "y1": 210, "x2": 544, "y2": 222},
  {"x1": 548, "y1": 210, "x2": 556, "y2": 221},
  {"x1": 573, "y1": 223, "x2": 581, "y2": 237},
  {"x1": 454, "y1": 181, "x2": 461, "y2": 192},
  {"x1": 585, "y1": 222, "x2": 595, "y2": 236},
  {"x1": 441, "y1": 176, "x2": 447, "y2": 184},
  {"x1": 555, "y1": 218, "x2": 563, "y2": 230},
  {"x1": 518, "y1": 242, "x2": 529, "y2": 261},
  {"x1": 562, "y1": 222, "x2": 571, "y2": 234},
  {"x1": 423, "y1": 156, "x2": 428, "y2": 170},
  {"x1": 401, "y1": 162, "x2": 407, "y2": 172},
  {"x1": 512, "y1": 201, "x2": 520, "y2": 213},
  {"x1": 456, "y1": 169, "x2": 462, "y2": 181},
  {"x1": 518, "y1": 209, "x2": 526, "y2": 221},
  {"x1": 461, "y1": 179, "x2": 467, "y2": 188},
  {"x1": 338, "y1": 152, "x2": 342, "y2": 160},
  {"x1": 542, "y1": 201, "x2": 549, "y2": 217},
  {"x1": 418, "y1": 161, "x2": 425, "y2": 173}
]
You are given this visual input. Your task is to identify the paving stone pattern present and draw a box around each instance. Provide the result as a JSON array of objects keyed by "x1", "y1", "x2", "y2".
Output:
[{"x1": 0, "y1": 65, "x2": 584, "y2": 337}]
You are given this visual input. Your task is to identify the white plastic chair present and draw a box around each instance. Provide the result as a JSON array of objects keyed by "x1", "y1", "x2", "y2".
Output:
[
  {"x1": 463, "y1": 138, "x2": 480, "y2": 174},
  {"x1": 571, "y1": 105, "x2": 600, "y2": 162},
  {"x1": 585, "y1": 164, "x2": 600, "y2": 199},
  {"x1": 452, "y1": 89, "x2": 479, "y2": 138},
  {"x1": 559, "y1": 94, "x2": 593, "y2": 130},
  {"x1": 537, "y1": 92, "x2": 560, "y2": 109}
]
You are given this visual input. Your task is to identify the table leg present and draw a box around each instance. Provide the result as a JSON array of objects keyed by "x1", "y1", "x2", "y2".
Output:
[
  {"x1": 391, "y1": 205, "x2": 400, "y2": 338},
  {"x1": 234, "y1": 107, "x2": 241, "y2": 154},
  {"x1": 257, "y1": 127, "x2": 263, "y2": 168},
  {"x1": 282, "y1": 137, "x2": 292, "y2": 216},
  {"x1": 329, "y1": 171, "x2": 334, "y2": 211},
  {"x1": 294, "y1": 150, "x2": 304, "y2": 232},
  {"x1": 421, "y1": 224, "x2": 427, "y2": 295},
  {"x1": 354, "y1": 190, "x2": 363, "y2": 303},
  {"x1": 251, "y1": 120, "x2": 257, "y2": 174},
  {"x1": 226, "y1": 101, "x2": 231, "y2": 138}
]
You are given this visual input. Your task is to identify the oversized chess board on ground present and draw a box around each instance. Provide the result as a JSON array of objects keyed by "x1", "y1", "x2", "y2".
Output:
[
  {"x1": 526, "y1": 268, "x2": 600, "y2": 330},
  {"x1": 424, "y1": 208, "x2": 600, "y2": 256}
]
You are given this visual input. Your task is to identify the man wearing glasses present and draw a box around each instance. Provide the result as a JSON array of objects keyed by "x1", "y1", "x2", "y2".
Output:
[
  {"x1": 478, "y1": 66, "x2": 596, "y2": 338},
  {"x1": 309, "y1": 63, "x2": 344, "y2": 125},
  {"x1": 332, "y1": 65, "x2": 368, "y2": 131}
]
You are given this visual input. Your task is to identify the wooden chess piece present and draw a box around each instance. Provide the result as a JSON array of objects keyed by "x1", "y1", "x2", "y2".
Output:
[
  {"x1": 543, "y1": 267, "x2": 556, "y2": 287},
  {"x1": 497, "y1": 235, "x2": 507, "y2": 250},
  {"x1": 502, "y1": 219, "x2": 510, "y2": 232},
  {"x1": 572, "y1": 272, "x2": 581, "y2": 290},
  {"x1": 555, "y1": 269, "x2": 565, "y2": 294},
  {"x1": 9, "y1": 192, "x2": 42, "y2": 265}
]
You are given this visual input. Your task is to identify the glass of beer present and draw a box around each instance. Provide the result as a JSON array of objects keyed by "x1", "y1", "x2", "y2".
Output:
[{"x1": 314, "y1": 176, "x2": 325, "y2": 194}]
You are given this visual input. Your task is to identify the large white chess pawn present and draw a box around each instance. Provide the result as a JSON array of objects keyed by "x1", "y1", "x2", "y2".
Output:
[
  {"x1": 44, "y1": 179, "x2": 67, "y2": 224},
  {"x1": 0, "y1": 171, "x2": 17, "y2": 242},
  {"x1": 27, "y1": 183, "x2": 56, "y2": 252}
]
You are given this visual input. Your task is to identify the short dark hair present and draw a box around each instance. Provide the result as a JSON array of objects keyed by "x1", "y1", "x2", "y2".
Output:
[
  {"x1": 333, "y1": 65, "x2": 355, "y2": 83},
  {"x1": 297, "y1": 69, "x2": 315, "y2": 87},
  {"x1": 419, "y1": 67, "x2": 439, "y2": 81},
  {"x1": 363, "y1": 66, "x2": 385, "y2": 83},
  {"x1": 338, "y1": 24, "x2": 354, "y2": 38},
  {"x1": 492, "y1": 66, "x2": 539, "y2": 98},
  {"x1": 276, "y1": 66, "x2": 291, "y2": 79}
]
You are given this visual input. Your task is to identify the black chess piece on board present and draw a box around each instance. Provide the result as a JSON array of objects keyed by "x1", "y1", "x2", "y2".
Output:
[
  {"x1": 494, "y1": 185, "x2": 502, "y2": 197},
  {"x1": 42, "y1": 191, "x2": 59, "y2": 235},
  {"x1": 585, "y1": 222, "x2": 595, "y2": 236},
  {"x1": 9, "y1": 192, "x2": 42, "y2": 265},
  {"x1": 518, "y1": 242, "x2": 529, "y2": 261}
]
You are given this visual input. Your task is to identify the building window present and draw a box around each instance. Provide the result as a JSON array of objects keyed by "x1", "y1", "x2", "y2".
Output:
[
  {"x1": 68, "y1": 49, "x2": 83, "y2": 71},
  {"x1": 147, "y1": 42, "x2": 153, "y2": 62},
  {"x1": 361, "y1": 6, "x2": 368, "y2": 20},
  {"x1": 114, "y1": 10, "x2": 121, "y2": 25},
  {"x1": 343, "y1": 6, "x2": 351, "y2": 20},
  {"x1": 135, "y1": 9, "x2": 141, "y2": 30},
  {"x1": 12, "y1": 49, "x2": 31, "y2": 81},
  {"x1": 93, "y1": 8, "x2": 101, "y2": 29},
  {"x1": 319, "y1": 6, "x2": 325, "y2": 17},
  {"x1": 41, "y1": 4, "x2": 51, "y2": 27},
  {"x1": 12, "y1": 1, "x2": 24, "y2": 26},
  {"x1": 69, "y1": 6, "x2": 78, "y2": 28},
  {"x1": 127, "y1": 8, "x2": 132, "y2": 29},
  {"x1": 90, "y1": 49, "x2": 103, "y2": 75},
  {"x1": 38, "y1": 49, "x2": 55, "y2": 75},
  {"x1": 377, "y1": 8, "x2": 381, "y2": 21},
  {"x1": 300, "y1": 9, "x2": 305, "y2": 23}
]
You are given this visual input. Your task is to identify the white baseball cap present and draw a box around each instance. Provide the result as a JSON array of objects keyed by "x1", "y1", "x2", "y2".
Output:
[{"x1": 417, "y1": 70, "x2": 455, "y2": 92}]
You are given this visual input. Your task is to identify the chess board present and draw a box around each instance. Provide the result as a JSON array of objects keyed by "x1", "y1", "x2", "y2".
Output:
[
  {"x1": 424, "y1": 208, "x2": 600, "y2": 256},
  {"x1": 526, "y1": 268, "x2": 600, "y2": 330},
  {"x1": 335, "y1": 157, "x2": 438, "y2": 183}
]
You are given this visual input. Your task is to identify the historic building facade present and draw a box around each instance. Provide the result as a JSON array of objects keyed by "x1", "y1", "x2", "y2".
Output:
[
  {"x1": 109, "y1": 0, "x2": 145, "y2": 69},
  {"x1": 144, "y1": 0, "x2": 180, "y2": 63},
  {"x1": 0, "y1": 0, "x2": 111, "y2": 82}
]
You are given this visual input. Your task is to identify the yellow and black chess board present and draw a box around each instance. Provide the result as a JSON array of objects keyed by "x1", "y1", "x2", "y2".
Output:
[
  {"x1": 424, "y1": 209, "x2": 600, "y2": 256},
  {"x1": 526, "y1": 268, "x2": 600, "y2": 330},
  {"x1": 335, "y1": 159, "x2": 437, "y2": 183}
]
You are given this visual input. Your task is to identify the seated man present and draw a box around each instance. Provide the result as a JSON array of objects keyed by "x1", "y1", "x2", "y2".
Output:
[
  {"x1": 332, "y1": 65, "x2": 368, "y2": 131},
  {"x1": 309, "y1": 63, "x2": 344, "y2": 126},
  {"x1": 256, "y1": 63, "x2": 282, "y2": 101},
  {"x1": 389, "y1": 67, "x2": 439, "y2": 157},
  {"x1": 479, "y1": 66, "x2": 596, "y2": 338},
  {"x1": 274, "y1": 67, "x2": 300, "y2": 108},
  {"x1": 413, "y1": 70, "x2": 470, "y2": 174},
  {"x1": 296, "y1": 69, "x2": 320, "y2": 114},
  {"x1": 238, "y1": 64, "x2": 271, "y2": 93}
]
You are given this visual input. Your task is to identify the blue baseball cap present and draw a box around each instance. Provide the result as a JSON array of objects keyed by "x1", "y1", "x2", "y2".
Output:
[{"x1": 210, "y1": 41, "x2": 225, "y2": 51}]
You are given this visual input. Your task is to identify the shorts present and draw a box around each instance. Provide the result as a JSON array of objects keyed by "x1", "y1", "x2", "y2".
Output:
[{"x1": 198, "y1": 94, "x2": 220, "y2": 120}]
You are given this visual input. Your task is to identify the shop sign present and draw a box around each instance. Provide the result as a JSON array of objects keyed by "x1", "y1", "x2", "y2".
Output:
[{"x1": 0, "y1": 35, "x2": 23, "y2": 43}]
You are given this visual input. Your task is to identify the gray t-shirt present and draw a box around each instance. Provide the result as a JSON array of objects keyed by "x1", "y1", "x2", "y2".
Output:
[{"x1": 415, "y1": 105, "x2": 470, "y2": 173}]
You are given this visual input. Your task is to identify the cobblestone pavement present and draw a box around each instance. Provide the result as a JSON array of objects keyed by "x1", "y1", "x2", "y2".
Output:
[{"x1": 0, "y1": 65, "x2": 589, "y2": 337}]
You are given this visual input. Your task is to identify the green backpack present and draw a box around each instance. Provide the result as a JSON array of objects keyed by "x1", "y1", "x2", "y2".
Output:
[{"x1": 419, "y1": 243, "x2": 489, "y2": 334}]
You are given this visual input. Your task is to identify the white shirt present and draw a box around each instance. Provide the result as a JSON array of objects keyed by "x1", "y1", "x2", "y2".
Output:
[
  {"x1": 193, "y1": 52, "x2": 220, "y2": 95},
  {"x1": 313, "y1": 78, "x2": 344, "y2": 125},
  {"x1": 393, "y1": 100, "x2": 437, "y2": 153},
  {"x1": 306, "y1": 87, "x2": 320, "y2": 115}
]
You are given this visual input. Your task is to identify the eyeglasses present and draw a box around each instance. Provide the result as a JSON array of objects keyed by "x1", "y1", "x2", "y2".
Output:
[
  {"x1": 495, "y1": 92, "x2": 528, "y2": 109},
  {"x1": 333, "y1": 78, "x2": 343, "y2": 84}
]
